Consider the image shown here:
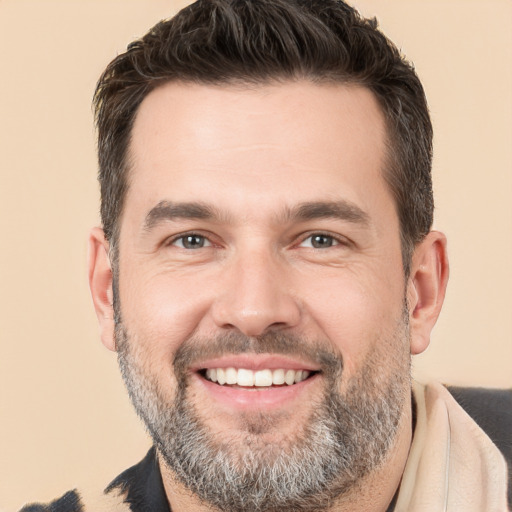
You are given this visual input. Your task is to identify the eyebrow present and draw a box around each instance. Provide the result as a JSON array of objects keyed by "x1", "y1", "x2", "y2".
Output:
[
  {"x1": 143, "y1": 199, "x2": 370, "y2": 231},
  {"x1": 287, "y1": 200, "x2": 370, "y2": 226},
  {"x1": 144, "y1": 201, "x2": 220, "y2": 231}
]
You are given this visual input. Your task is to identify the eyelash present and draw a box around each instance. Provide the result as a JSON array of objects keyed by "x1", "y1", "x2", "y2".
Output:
[
  {"x1": 168, "y1": 232, "x2": 212, "y2": 249},
  {"x1": 166, "y1": 231, "x2": 349, "y2": 250},
  {"x1": 297, "y1": 232, "x2": 350, "y2": 250}
]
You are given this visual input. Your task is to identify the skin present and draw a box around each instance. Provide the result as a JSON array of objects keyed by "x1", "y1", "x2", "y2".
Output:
[{"x1": 89, "y1": 81, "x2": 449, "y2": 511}]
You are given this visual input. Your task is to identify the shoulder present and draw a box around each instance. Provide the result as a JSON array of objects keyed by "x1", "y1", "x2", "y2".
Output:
[
  {"x1": 19, "y1": 490, "x2": 83, "y2": 512},
  {"x1": 17, "y1": 486, "x2": 133, "y2": 512},
  {"x1": 446, "y1": 385, "x2": 512, "y2": 462},
  {"x1": 16, "y1": 448, "x2": 168, "y2": 512},
  {"x1": 447, "y1": 385, "x2": 512, "y2": 507}
]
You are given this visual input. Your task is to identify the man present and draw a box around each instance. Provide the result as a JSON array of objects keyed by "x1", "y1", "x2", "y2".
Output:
[{"x1": 21, "y1": 0, "x2": 510, "y2": 511}]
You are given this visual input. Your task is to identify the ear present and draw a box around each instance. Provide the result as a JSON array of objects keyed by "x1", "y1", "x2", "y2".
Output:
[
  {"x1": 88, "y1": 227, "x2": 116, "y2": 351},
  {"x1": 407, "y1": 231, "x2": 449, "y2": 355}
]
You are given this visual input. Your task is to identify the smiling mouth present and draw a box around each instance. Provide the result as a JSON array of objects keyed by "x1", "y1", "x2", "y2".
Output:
[{"x1": 200, "y1": 368, "x2": 318, "y2": 388}]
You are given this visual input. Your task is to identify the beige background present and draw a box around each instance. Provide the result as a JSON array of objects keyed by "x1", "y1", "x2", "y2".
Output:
[{"x1": 0, "y1": 0, "x2": 510, "y2": 509}]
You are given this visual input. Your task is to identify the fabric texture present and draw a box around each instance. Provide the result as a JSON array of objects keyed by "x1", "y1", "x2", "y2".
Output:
[
  {"x1": 448, "y1": 385, "x2": 512, "y2": 498},
  {"x1": 394, "y1": 382, "x2": 509, "y2": 511},
  {"x1": 18, "y1": 382, "x2": 511, "y2": 512}
]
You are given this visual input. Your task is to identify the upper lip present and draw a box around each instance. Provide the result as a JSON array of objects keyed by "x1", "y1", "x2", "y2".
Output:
[{"x1": 191, "y1": 354, "x2": 321, "y2": 373}]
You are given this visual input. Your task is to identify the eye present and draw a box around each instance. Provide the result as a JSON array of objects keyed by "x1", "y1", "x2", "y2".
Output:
[
  {"x1": 299, "y1": 234, "x2": 340, "y2": 249},
  {"x1": 172, "y1": 234, "x2": 211, "y2": 249}
]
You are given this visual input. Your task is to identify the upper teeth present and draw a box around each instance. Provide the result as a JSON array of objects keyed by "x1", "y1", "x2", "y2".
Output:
[{"x1": 205, "y1": 368, "x2": 311, "y2": 387}]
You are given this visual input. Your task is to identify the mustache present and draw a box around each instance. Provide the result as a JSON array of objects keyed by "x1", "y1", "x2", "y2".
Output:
[{"x1": 173, "y1": 330, "x2": 343, "y2": 379}]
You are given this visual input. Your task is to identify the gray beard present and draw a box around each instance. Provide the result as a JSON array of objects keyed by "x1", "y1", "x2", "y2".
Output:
[{"x1": 116, "y1": 327, "x2": 410, "y2": 512}]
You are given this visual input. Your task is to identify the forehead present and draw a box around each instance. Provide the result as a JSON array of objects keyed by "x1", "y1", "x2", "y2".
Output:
[{"x1": 125, "y1": 81, "x2": 392, "y2": 225}]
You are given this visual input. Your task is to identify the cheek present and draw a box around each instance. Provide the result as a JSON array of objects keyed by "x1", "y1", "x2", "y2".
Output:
[
  {"x1": 118, "y1": 267, "x2": 212, "y2": 356},
  {"x1": 300, "y1": 265, "x2": 405, "y2": 369}
]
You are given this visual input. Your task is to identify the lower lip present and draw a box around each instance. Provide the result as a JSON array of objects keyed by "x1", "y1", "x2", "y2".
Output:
[{"x1": 192, "y1": 373, "x2": 321, "y2": 411}]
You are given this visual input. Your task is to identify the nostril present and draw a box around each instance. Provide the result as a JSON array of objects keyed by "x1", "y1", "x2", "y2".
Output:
[{"x1": 210, "y1": 288, "x2": 302, "y2": 337}]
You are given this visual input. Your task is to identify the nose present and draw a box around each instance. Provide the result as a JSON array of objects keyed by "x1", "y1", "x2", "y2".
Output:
[{"x1": 211, "y1": 247, "x2": 302, "y2": 337}]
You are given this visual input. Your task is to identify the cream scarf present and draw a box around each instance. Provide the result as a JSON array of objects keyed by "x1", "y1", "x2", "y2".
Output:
[{"x1": 394, "y1": 381, "x2": 509, "y2": 511}]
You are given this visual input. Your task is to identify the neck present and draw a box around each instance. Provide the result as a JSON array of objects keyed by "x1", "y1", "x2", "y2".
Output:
[{"x1": 159, "y1": 399, "x2": 413, "y2": 512}]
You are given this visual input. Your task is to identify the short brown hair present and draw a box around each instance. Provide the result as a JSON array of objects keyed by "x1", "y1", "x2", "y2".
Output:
[{"x1": 94, "y1": 0, "x2": 433, "y2": 273}]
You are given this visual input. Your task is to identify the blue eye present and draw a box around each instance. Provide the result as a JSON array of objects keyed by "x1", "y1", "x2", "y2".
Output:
[
  {"x1": 300, "y1": 234, "x2": 339, "y2": 249},
  {"x1": 173, "y1": 234, "x2": 211, "y2": 249}
]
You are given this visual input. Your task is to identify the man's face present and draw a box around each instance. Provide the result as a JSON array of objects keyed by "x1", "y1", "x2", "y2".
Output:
[{"x1": 114, "y1": 81, "x2": 412, "y2": 510}]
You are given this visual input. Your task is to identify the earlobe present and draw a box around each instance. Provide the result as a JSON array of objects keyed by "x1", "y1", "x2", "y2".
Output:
[
  {"x1": 407, "y1": 231, "x2": 449, "y2": 355},
  {"x1": 88, "y1": 227, "x2": 116, "y2": 352}
]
